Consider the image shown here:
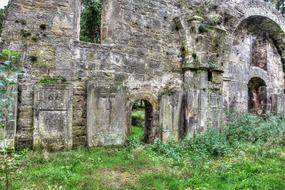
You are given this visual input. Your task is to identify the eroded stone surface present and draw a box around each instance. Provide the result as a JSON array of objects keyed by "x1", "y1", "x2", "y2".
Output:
[
  {"x1": 1, "y1": 0, "x2": 285, "y2": 149},
  {"x1": 87, "y1": 82, "x2": 127, "y2": 147},
  {"x1": 33, "y1": 85, "x2": 73, "y2": 150}
]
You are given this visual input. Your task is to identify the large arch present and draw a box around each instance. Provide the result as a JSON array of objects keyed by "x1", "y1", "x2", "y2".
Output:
[
  {"x1": 223, "y1": 2, "x2": 285, "y2": 113},
  {"x1": 223, "y1": 0, "x2": 285, "y2": 69}
]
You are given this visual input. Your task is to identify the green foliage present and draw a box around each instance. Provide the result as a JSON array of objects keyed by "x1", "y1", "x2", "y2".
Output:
[
  {"x1": 128, "y1": 126, "x2": 144, "y2": 145},
  {"x1": 37, "y1": 76, "x2": 66, "y2": 85},
  {"x1": 150, "y1": 113, "x2": 285, "y2": 165},
  {"x1": 186, "y1": 145, "x2": 285, "y2": 190},
  {"x1": 0, "y1": 9, "x2": 4, "y2": 35},
  {"x1": 1, "y1": 142, "x2": 284, "y2": 189},
  {"x1": 0, "y1": 49, "x2": 22, "y2": 190},
  {"x1": 1, "y1": 113, "x2": 285, "y2": 189},
  {"x1": 128, "y1": 108, "x2": 145, "y2": 146},
  {"x1": 131, "y1": 109, "x2": 144, "y2": 128},
  {"x1": 225, "y1": 113, "x2": 285, "y2": 145},
  {"x1": 0, "y1": 50, "x2": 22, "y2": 125},
  {"x1": 80, "y1": 0, "x2": 101, "y2": 43}
]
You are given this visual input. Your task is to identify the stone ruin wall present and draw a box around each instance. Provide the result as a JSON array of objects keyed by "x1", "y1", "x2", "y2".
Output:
[
  {"x1": 224, "y1": 27, "x2": 285, "y2": 112},
  {"x1": 1, "y1": 0, "x2": 285, "y2": 150}
]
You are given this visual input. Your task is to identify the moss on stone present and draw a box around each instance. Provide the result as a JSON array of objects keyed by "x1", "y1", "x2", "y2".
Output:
[
  {"x1": 37, "y1": 76, "x2": 67, "y2": 85},
  {"x1": 28, "y1": 46, "x2": 56, "y2": 72}
]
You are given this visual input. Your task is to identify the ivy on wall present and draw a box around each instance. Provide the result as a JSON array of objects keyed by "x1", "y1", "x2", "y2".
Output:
[
  {"x1": 80, "y1": 0, "x2": 101, "y2": 43},
  {"x1": 0, "y1": 9, "x2": 5, "y2": 35}
]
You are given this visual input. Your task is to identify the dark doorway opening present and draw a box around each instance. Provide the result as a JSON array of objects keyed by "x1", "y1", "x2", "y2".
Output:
[
  {"x1": 248, "y1": 77, "x2": 267, "y2": 115},
  {"x1": 130, "y1": 100, "x2": 155, "y2": 144}
]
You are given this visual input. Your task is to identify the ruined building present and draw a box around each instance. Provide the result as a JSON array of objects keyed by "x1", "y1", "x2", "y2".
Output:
[{"x1": 1, "y1": 0, "x2": 285, "y2": 150}]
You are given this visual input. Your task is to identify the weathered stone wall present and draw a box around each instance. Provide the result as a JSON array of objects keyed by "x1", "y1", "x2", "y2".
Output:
[
  {"x1": 72, "y1": 82, "x2": 87, "y2": 147},
  {"x1": 17, "y1": 82, "x2": 34, "y2": 149},
  {"x1": 1, "y1": 0, "x2": 81, "y2": 149},
  {"x1": 224, "y1": 30, "x2": 285, "y2": 112},
  {"x1": 221, "y1": 1, "x2": 285, "y2": 114},
  {"x1": 33, "y1": 84, "x2": 73, "y2": 150},
  {"x1": 1, "y1": 0, "x2": 285, "y2": 150},
  {"x1": 101, "y1": 0, "x2": 182, "y2": 72}
]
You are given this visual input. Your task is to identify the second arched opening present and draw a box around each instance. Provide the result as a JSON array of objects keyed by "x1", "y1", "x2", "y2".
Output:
[
  {"x1": 248, "y1": 77, "x2": 267, "y2": 115},
  {"x1": 129, "y1": 99, "x2": 155, "y2": 144}
]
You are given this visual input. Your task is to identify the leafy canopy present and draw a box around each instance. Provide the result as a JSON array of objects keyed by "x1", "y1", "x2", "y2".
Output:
[
  {"x1": 0, "y1": 8, "x2": 5, "y2": 35},
  {"x1": 80, "y1": 0, "x2": 101, "y2": 43},
  {"x1": 0, "y1": 50, "x2": 22, "y2": 127}
]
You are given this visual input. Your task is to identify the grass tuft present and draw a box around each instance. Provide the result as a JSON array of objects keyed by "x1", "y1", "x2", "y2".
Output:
[{"x1": 0, "y1": 113, "x2": 285, "y2": 190}]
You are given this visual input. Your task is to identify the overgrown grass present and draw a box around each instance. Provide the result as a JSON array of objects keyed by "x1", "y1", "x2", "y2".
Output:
[
  {"x1": 131, "y1": 109, "x2": 145, "y2": 128},
  {"x1": 129, "y1": 109, "x2": 145, "y2": 143},
  {"x1": 129, "y1": 126, "x2": 144, "y2": 142},
  {"x1": 0, "y1": 126, "x2": 3, "y2": 140},
  {"x1": 0, "y1": 113, "x2": 285, "y2": 190}
]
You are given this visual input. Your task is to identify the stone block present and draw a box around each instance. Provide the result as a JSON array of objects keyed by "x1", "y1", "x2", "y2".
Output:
[
  {"x1": 87, "y1": 82, "x2": 127, "y2": 147},
  {"x1": 160, "y1": 91, "x2": 184, "y2": 142},
  {"x1": 33, "y1": 84, "x2": 73, "y2": 150}
]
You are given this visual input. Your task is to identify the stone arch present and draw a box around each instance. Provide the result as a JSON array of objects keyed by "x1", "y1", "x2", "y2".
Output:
[
  {"x1": 223, "y1": 2, "x2": 285, "y2": 113},
  {"x1": 234, "y1": 15, "x2": 285, "y2": 63},
  {"x1": 224, "y1": 0, "x2": 285, "y2": 68},
  {"x1": 237, "y1": 15, "x2": 285, "y2": 81},
  {"x1": 128, "y1": 92, "x2": 159, "y2": 111},
  {"x1": 248, "y1": 77, "x2": 267, "y2": 114},
  {"x1": 224, "y1": 0, "x2": 285, "y2": 34},
  {"x1": 127, "y1": 92, "x2": 159, "y2": 144}
]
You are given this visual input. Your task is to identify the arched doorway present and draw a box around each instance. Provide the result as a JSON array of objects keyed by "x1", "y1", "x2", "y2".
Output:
[
  {"x1": 223, "y1": 15, "x2": 285, "y2": 113},
  {"x1": 248, "y1": 77, "x2": 267, "y2": 114},
  {"x1": 129, "y1": 99, "x2": 155, "y2": 144}
]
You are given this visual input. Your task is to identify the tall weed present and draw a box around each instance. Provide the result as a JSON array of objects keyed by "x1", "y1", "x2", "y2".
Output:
[{"x1": 147, "y1": 113, "x2": 285, "y2": 166}]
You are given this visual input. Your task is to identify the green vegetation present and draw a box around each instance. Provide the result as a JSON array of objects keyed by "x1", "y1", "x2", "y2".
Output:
[
  {"x1": 0, "y1": 9, "x2": 4, "y2": 35},
  {"x1": 0, "y1": 50, "x2": 23, "y2": 190},
  {"x1": 129, "y1": 126, "x2": 144, "y2": 142},
  {"x1": 1, "y1": 143, "x2": 284, "y2": 189},
  {"x1": 0, "y1": 126, "x2": 3, "y2": 140},
  {"x1": 37, "y1": 76, "x2": 67, "y2": 85},
  {"x1": 129, "y1": 109, "x2": 145, "y2": 143},
  {"x1": 80, "y1": 0, "x2": 101, "y2": 43},
  {"x1": 131, "y1": 109, "x2": 144, "y2": 127},
  {"x1": 1, "y1": 113, "x2": 285, "y2": 190}
]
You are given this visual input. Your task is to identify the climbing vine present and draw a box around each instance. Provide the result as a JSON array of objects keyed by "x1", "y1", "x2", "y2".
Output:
[
  {"x1": 0, "y1": 8, "x2": 5, "y2": 35},
  {"x1": 80, "y1": 0, "x2": 101, "y2": 43},
  {"x1": 0, "y1": 49, "x2": 23, "y2": 190}
]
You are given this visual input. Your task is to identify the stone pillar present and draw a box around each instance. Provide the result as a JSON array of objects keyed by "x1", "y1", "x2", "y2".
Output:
[
  {"x1": 272, "y1": 94, "x2": 285, "y2": 115},
  {"x1": 159, "y1": 91, "x2": 184, "y2": 142},
  {"x1": 184, "y1": 70, "x2": 209, "y2": 137},
  {"x1": 33, "y1": 84, "x2": 73, "y2": 150},
  {"x1": 16, "y1": 82, "x2": 34, "y2": 149},
  {"x1": 87, "y1": 82, "x2": 127, "y2": 147},
  {"x1": 101, "y1": 0, "x2": 122, "y2": 43}
]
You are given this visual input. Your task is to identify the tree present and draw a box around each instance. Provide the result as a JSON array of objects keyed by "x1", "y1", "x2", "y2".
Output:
[
  {"x1": 80, "y1": 0, "x2": 102, "y2": 43},
  {"x1": 0, "y1": 50, "x2": 22, "y2": 190},
  {"x1": 0, "y1": 8, "x2": 5, "y2": 35}
]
